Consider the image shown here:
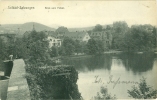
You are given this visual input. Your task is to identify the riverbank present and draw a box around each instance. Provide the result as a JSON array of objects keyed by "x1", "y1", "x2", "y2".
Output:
[{"x1": 61, "y1": 50, "x2": 157, "y2": 59}]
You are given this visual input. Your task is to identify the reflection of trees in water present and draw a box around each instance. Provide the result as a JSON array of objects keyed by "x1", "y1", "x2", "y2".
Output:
[
  {"x1": 117, "y1": 52, "x2": 156, "y2": 74},
  {"x1": 62, "y1": 54, "x2": 112, "y2": 72}
]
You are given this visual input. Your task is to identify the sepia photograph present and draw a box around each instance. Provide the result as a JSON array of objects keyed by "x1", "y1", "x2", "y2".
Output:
[{"x1": 0, "y1": 0, "x2": 157, "y2": 100}]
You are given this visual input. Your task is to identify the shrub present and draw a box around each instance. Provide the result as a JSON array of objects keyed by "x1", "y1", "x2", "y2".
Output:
[
  {"x1": 25, "y1": 65, "x2": 81, "y2": 100},
  {"x1": 94, "y1": 86, "x2": 116, "y2": 100},
  {"x1": 128, "y1": 77, "x2": 157, "y2": 99}
]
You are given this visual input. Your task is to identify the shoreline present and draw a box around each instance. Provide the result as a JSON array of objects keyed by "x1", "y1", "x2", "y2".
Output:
[{"x1": 61, "y1": 50, "x2": 157, "y2": 59}]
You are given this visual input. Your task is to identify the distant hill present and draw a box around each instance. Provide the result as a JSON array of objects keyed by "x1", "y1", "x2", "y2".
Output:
[
  {"x1": 1, "y1": 22, "x2": 56, "y2": 35},
  {"x1": 0, "y1": 22, "x2": 113, "y2": 35},
  {"x1": 20, "y1": 22, "x2": 55, "y2": 32}
]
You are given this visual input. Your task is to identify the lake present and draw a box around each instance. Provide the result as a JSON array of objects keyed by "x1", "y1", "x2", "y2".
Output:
[
  {"x1": 62, "y1": 52, "x2": 157, "y2": 99},
  {"x1": 0, "y1": 53, "x2": 157, "y2": 99}
]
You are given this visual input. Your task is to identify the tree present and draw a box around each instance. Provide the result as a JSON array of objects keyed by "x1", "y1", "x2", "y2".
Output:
[
  {"x1": 96, "y1": 40, "x2": 105, "y2": 54},
  {"x1": 86, "y1": 39, "x2": 98, "y2": 55},
  {"x1": 0, "y1": 38, "x2": 8, "y2": 60},
  {"x1": 80, "y1": 41, "x2": 88, "y2": 54},
  {"x1": 112, "y1": 21, "x2": 129, "y2": 49},
  {"x1": 93, "y1": 24, "x2": 103, "y2": 32},
  {"x1": 49, "y1": 46, "x2": 58, "y2": 57},
  {"x1": 13, "y1": 38, "x2": 26, "y2": 58},
  {"x1": 55, "y1": 26, "x2": 69, "y2": 34},
  {"x1": 128, "y1": 77, "x2": 157, "y2": 99},
  {"x1": 122, "y1": 25, "x2": 155, "y2": 51},
  {"x1": 86, "y1": 39, "x2": 104, "y2": 55},
  {"x1": 61, "y1": 37, "x2": 75, "y2": 56},
  {"x1": 152, "y1": 27, "x2": 157, "y2": 48},
  {"x1": 74, "y1": 40, "x2": 81, "y2": 54},
  {"x1": 23, "y1": 30, "x2": 50, "y2": 66}
]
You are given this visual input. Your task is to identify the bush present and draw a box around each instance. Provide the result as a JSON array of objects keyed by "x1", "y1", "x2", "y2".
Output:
[
  {"x1": 25, "y1": 65, "x2": 81, "y2": 100},
  {"x1": 94, "y1": 86, "x2": 116, "y2": 100},
  {"x1": 128, "y1": 77, "x2": 157, "y2": 99}
]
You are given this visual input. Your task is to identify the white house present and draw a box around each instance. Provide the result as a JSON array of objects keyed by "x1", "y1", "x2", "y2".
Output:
[{"x1": 47, "y1": 36, "x2": 61, "y2": 48}]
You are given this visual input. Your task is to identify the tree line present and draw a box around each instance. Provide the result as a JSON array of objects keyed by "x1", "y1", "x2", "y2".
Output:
[
  {"x1": 91, "y1": 21, "x2": 157, "y2": 52},
  {"x1": 0, "y1": 21, "x2": 157, "y2": 60}
]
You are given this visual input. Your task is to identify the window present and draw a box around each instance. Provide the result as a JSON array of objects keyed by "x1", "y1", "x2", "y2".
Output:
[{"x1": 50, "y1": 39, "x2": 52, "y2": 41}]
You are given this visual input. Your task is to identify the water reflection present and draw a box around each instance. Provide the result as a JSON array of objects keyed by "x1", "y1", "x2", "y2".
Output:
[
  {"x1": 62, "y1": 54, "x2": 112, "y2": 72},
  {"x1": 62, "y1": 53, "x2": 156, "y2": 74},
  {"x1": 116, "y1": 53, "x2": 156, "y2": 74},
  {"x1": 62, "y1": 53, "x2": 157, "y2": 99}
]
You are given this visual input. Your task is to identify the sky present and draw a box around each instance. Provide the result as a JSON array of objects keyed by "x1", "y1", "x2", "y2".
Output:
[{"x1": 0, "y1": 1, "x2": 157, "y2": 28}]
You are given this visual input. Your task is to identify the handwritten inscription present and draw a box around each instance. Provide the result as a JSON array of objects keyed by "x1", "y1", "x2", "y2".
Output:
[{"x1": 93, "y1": 75, "x2": 139, "y2": 89}]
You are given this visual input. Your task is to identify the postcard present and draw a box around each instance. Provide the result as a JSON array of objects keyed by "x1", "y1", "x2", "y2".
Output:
[{"x1": 0, "y1": 1, "x2": 157, "y2": 100}]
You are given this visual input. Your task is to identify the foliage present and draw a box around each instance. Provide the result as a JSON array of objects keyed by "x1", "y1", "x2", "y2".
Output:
[
  {"x1": 86, "y1": 39, "x2": 97, "y2": 55},
  {"x1": 74, "y1": 40, "x2": 82, "y2": 54},
  {"x1": 128, "y1": 77, "x2": 157, "y2": 99},
  {"x1": 23, "y1": 30, "x2": 82, "y2": 100},
  {"x1": 55, "y1": 26, "x2": 69, "y2": 33},
  {"x1": 111, "y1": 21, "x2": 128, "y2": 49},
  {"x1": 96, "y1": 40, "x2": 105, "y2": 54},
  {"x1": 49, "y1": 46, "x2": 58, "y2": 57},
  {"x1": 25, "y1": 65, "x2": 81, "y2": 100},
  {"x1": 105, "y1": 21, "x2": 156, "y2": 51},
  {"x1": 152, "y1": 27, "x2": 157, "y2": 48},
  {"x1": 94, "y1": 86, "x2": 116, "y2": 100},
  {"x1": 61, "y1": 37, "x2": 75, "y2": 56},
  {"x1": 0, "y1": 34, "x2": 26, "y2": 60},
  {"x1": 1, "y1": 22, "x2": 156, "y2": 61},
  {"x1": 0, "y1": 38, "x2": 8, "y2": 60},
  {"x1": 24, "y1": 31, "x2": 50, "y2": 66},
  {"x1": 121, "y1": 25, "x2": 155, "y2": 51},
  {"x1": 86, "y1": 39, "x2": 105, "y2": 55},
  {"x1": 93, "y1": 24, "x2": 103, "y2": 32}
]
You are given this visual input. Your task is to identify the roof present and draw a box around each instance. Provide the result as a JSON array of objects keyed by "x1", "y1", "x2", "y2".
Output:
[
  {"x1": 23, "y1": 31, "x2": 31, "y2": 37},
  {"x1": 47, "y1": 31, "x2": 58, "y2": 37},
  {"x1": 64, "y1": 31, "x2": 88, "y2": 41},
  {"x1": 90, "y1": 31, "x2": 106, "y2": 36}
]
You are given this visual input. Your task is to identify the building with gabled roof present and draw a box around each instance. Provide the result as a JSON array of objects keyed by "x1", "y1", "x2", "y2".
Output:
[
  {"x1": 64, "y1": 31, "x2": 90, "y2": 42},
  {"x1": 89, "y1": 31, "x2": 112, "y2": 48}
]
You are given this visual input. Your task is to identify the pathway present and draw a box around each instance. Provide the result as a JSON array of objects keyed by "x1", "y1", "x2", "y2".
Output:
[{"x1": 7, "y1": 59, "x2": 30, "y2": 100}]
